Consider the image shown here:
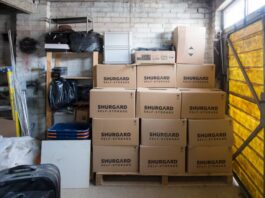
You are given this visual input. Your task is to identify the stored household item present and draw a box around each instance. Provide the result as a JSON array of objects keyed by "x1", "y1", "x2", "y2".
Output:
[
  {"x1": 47, "y1": 122, "x2": 90, "y2": 140},
  {"x1": 93, "y1": 146, "x2": 138, "y2": 173},
  {"x1": 94, "y1": 64, "x2": 136, "y2": 89},
  {"x1": 104, "y1": 32, "x2": 132, "y2": 64},
  {"x1": 51, "y1": 67, "x2": 68, "y2": 79},
  {"x1": 0, "y1": 164, "x2": 60, "y2": 198},
  {"x1": 48, "y1": 78, "x2": 77, "y2": 110},
  {"x1": 137, "y1": 64, "x2": 176, "y2": 88},
  {"x1": 135, "y1": 51, "x2": 175, "y2": 64},
  {"x1": 176, "y1": 64, "x2": 215, "y2": 88},
  {"x1": 45, "y1": 32, "x2": 71, "y2": 52},
  {"x1": 69, "y1": 31, "x2": 103, "y2": 52},
  {"x1": 90, "y1": 88, "x2": 136, "y2": 118},
  {"x1": 180, "y1": 88, "x2": 226, "y2": 119},
  {"x1": 141, "y1": 119, "x2": 187, "y2": 146},
  {"x1": 19, "y1": 37, "x2": 38, "y2": 54},
  {"x1": 173, "y1": 26, "x2": 206, "y2": 64},
  {"x1": 140, "y1": 146, "x2": 185, "y2": 175},
  {"x1": 41, "y1": 140, "x2": 91, "y2": 188},
  {"x1": 53, "y1": 111, "x2": 75, "y2": 124},
  {"x1": 92, "y1": 118, "x2": 139, "y2": 146},
  {"x1": 137, "y1": 88, "x2": 181, "y2": 119}
]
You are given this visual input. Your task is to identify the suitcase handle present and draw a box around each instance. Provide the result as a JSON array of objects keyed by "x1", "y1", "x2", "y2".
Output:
[{"x1": 8, "y1": 165, "x2": 36, "y2": 174}]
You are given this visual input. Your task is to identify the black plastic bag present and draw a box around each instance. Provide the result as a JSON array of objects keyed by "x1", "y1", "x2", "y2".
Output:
[
  {"x1": 69, "y1": 31, "x2": 103, "y2": 52},
  {"x1": 49, "y1": 78, "x2": 77, "y2": 110}
]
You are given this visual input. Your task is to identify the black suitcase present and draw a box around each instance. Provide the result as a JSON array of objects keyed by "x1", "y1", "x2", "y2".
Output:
[{"x1": 0, "y1": 164, "x2": 60, "y2": 198}]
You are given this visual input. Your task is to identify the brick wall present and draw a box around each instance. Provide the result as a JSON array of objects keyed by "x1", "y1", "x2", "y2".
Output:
[{"x1": 50, "y1": 0, "x2": 213, "y2": 63}]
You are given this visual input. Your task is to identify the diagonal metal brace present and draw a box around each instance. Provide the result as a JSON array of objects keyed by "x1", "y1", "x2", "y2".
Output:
[
  {"x1": 233, "y1": 123, "x2": 263, "y2": 160},
  {"x1": 226, "y1": 37, "x2": 262, "y2": 111}
]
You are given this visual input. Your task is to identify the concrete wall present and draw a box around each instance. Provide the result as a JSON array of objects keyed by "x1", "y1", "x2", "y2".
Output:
[{"x1": 13, "y1": 0, "x2": 215, "y2": 138}]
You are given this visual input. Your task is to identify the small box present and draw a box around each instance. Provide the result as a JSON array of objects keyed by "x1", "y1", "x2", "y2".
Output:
[
  {"x1": 140, "y1": 146, "x2": 185, "y2": 175},
  {"x1": 93, "y1": 118, "x2": 139, "y2": 146},
  {"x1": 90, "y1": 88, "x2": 136, "y2": 118},
  {"x1": 135, "y1": 51, "x2": 175, "y2": 64},
  {"x1": 141, "y1": 119, "x2": 187, "y2": 146},
  {"x1": 137, "y1": 88, "x2": 181, "y2": 119},
  {"x1": 188, "y1": 146, "x2": 232, "y2": 174},
  {"x1": 189, "y1": 118, "x2": 233, "y2": 146},
  {"x1": 180, "y1": 88, "x2": 226, "y2": 119},
  {"x1": 137, "y1": 64, "x2": 176, "y2": 88},
  {"x1": 93, "y1": 146, "x2": 138, "y2": 173},
  {"x1": 173, "y1": 26, "x2": 206, "y2": 64},
  {"x1": 176, "y1": 64, "x2": 215, "y2": 88},
  {"x1": 94, "y1": 64, "x2": 136, "y2": 89}
]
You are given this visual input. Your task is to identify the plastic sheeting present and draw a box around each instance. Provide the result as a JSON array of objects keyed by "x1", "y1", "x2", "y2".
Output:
[{"x1": 0, "y1": 137, "x2": 40, "y2": 171}]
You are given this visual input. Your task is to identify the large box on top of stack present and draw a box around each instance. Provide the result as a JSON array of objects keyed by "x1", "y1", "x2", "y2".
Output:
[
  {"x1": 90, "y1": 88, "x2": 136, "y2": 118},
  {"x1": 173, "y1": 26, "x2": 206, "y2": 64},
  {"x1": 94, "y1": 64, "x2": 136, "y2": 89},
  {"x1": 180, "y1": 88, "x2": 226, "y2": 119},
  {"x1": 137, "y1": 88, "x2": 181, "y2": 119}
]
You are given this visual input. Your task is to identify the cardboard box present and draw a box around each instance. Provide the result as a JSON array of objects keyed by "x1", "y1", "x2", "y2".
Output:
[
  {"x1": 189, "y1": 118, "x2": 233, "y2": 146},
  {"x1": 90, "y1": 88, "x2": 136, "y2": 118},
  {"x1": 75, "y1": 108, "x2": 89, "y2": 122},
  {"x1": 95, "y1": 64, "x2": 136, "y2": 89},
  {"x1": 137, "y1": 64, "x2": 176, "y2": 88},
  {"x1": 140, "y1": 146, "x2": 185, "y2": 175},
  {"x1": 135, "y1": 51, "x2": 175, "y2": 64},
  {"x1": 173, "y1": 26, "x2": 206, "y2": 64},
  {"x1": 137, "y1": 88, "x2": 181, "y2": 119},
  {"x1": 176, "y1": 64, "x2": 215, "y2": 88},
  {"x1": 93, "y1": 118, "x2": 139, "y2": 146},
  {"x1": 93, "y1": 146, "x2": 138, "y2": 173},
  {"x1": 180, "y1": 89, "x2": 226, "y2": 119},
  {"x1": 188, "y1": 146, "x2": 232, "y2": 174},
  {"x1": 0, "y1": 118, "x2": 16, "y2": 137},
  {"x1": 141, "y1": 119, "x2": 187, "y2": 146}
]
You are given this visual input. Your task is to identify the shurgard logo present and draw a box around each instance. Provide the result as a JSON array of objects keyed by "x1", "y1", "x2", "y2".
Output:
[
  {"x1": 138, "y1": 54, "x2": 151, "y2": 60},
  {"x1": 147, "y1": 159, "x2": 178, "y2": 168},
  {"x1": 144, "y1": 76, "x2": 170, "y2": 84},
  {"x1": 197, "y1": 132, "x2": 227, "y2": 142},
  {"x1": 196, "y1": 160, "x2": 226, "y2": 168},
  {"x1": 144, "y1": 105, "x2": 174, "y2": 115},
  {"x1": 101, "y1": 132, "x2": 131, "y2": 141},
  {"x1": 149, "y1": 132, "x2": 179, "y2": 141},
  {"x1": 183, "y1": 76, "x2": 209, "y2": 82},
  {"x1": 101, "y1": 158, "x2": 131, "y2": 167},
  {"x1": 104, "y1": 76, "x2": 130, "y2": 84},
  {"x1": 98, "y1": 105, "x2": 128, "y2": 113},
  {"x1": 189, "y1": 106, "x2": 218, "y2": 114}
]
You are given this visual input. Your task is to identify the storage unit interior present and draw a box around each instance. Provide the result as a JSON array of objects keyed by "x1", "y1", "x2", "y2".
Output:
[{"x1": 0, "y1": 0, "x2": 264, "y2": 198}]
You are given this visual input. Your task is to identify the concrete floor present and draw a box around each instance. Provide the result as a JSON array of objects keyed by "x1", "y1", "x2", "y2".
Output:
[{"x1": 62, "y1": 185, "x2": 243, "y2": 198}]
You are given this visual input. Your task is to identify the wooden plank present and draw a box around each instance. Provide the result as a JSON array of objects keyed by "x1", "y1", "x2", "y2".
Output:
[
  {"x1": 46, "y1": 52, "x2": 53, "y2": 133},
  {"x1": 161, "y1": 176, "x2": 168, "y2": 186},
  {"x1": 55, "y1": 54, "x2": 62, "y2": 67},
  {"x1": 92, "y1": 52, "x2": 99, "y2": 67}
]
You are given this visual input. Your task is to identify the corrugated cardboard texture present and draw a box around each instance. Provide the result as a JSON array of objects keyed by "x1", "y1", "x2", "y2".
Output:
[
  {"x1": 188, "y1": 146, "x2": 232, "y2": 174},
  {"x1": 176, "y1": 64, "x2": 215, "y2": 88},
  {"x1": 173, "y1": 26, "x2": 206, "y2": 64},
  {"x1": 95, "y1": 64, "x2": 136, "y2": 89},
  {"x1": 93, "y1": 146, "x2": 138, "y2": 173},
  {"x1": 141, "y1": 119, "x2": 187, "y2": 146},
  {"x1": 137, "y1": 64, "x2": 176, "y2": 88},
  {"x1": 180, "y1": 89, "x2": 226, "y2": 119},
  {"x1": 135, "y1": 51, "x2": 175, "y2": 64},
  {"x1": 137, "y1": 88, "x2": 181, "y2": 119},
  {"x1": 189, "y1": 118, "x2": 233, "y2": 146},
  {"x1": 90, "y1": 88, "x2": 136, "y2": 118},
  {"x1": 140, "y1": 146, "x2": 185, "y2": 175},
  {"x1": 93, "y1": 118, "x2": 139, "y2": 146}
]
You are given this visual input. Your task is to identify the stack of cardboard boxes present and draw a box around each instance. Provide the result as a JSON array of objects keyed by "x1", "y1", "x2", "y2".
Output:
[
  {"x1": 91, "y1": 64, "x2": 138, "y2": 173},
  {"x1": 90, "y1": 26, "x2": 232, "y2": 175},
  {"x1": 173, "y1": 26, "x2": 233, "y2": 174}
]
